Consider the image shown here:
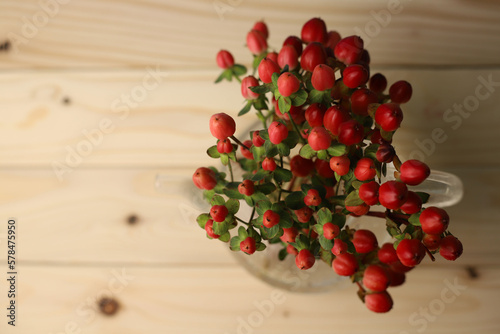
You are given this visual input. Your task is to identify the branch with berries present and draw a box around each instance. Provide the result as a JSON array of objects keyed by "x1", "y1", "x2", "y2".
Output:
[{"x1": 192, "y1": 18, "x2": 463, "y2": 313}]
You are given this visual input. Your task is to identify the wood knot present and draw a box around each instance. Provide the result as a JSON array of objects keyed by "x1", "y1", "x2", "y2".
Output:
[
  {"x1": 62, "y1": 96, "x2": 71, "y2": 105},
  {"x1": 98, "y1": 297, "x2": 120, "y2": 316},
  {"x1": 0, "y1": 40, "x2": 10, "y2": 52},
  {"x1": 465, "y1": 266, "x2": 479, "y2": 279},
  {"x1": 127, "y1": 214, "x2": 139, "y2": 225}
]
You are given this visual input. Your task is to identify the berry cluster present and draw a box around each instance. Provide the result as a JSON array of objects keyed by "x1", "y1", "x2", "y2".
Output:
[{"x1": 193, "y1": 18, "x2": 463, "y2": 313}]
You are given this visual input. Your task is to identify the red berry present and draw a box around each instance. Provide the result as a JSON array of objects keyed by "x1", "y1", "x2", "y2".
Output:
[
  {"x1": 274, "y1": 102, "x2": 306, "y2": 124},
  {"x1": 240, "y1": 236, "x2": 256, "y2": 254},
  {"x1": 301, "y1": 17, "x2": 327, "y2": 44},
  {"x1": 305, "y1": 103, "x2": 326, "y2": 127},
  {"x1": 209, "y1": 113, "x2": 236, "y2": 140},
  {"x1": 363, "y1": 265, "x2": 390, "y2": 292},
  {"x1": 311, "y1": 64, "x2": 336, "y2": 91},
  {"x1": 308, "y1": 126, "x2": 332, "y2": 151},
  {"x1": 400, "y1": 191, "x2": 422, "y2": 214},
  {"x1": 359, "y1": 49, "x2": 371, "y2": 65},
  {"x1": 365, "y1": 291, "x2": 393, "y2": 313},
  {"x1": 376, "y1": 144, "x2": 395, "y2": 163},
  {"x1": 300, "y1": 42, "x2": 327, "y2": 72},
  {"x1": 303, "y1": 228, "x2": 319, "y2": 240},
  {"x1": 422, "y1": 234, "x2": 441, "y2": 251},
  {"x1": 396, "y1": 239, "x2": 426, "y2": 267},
  {"x1": 334, "y1": 36, "x2": 364, "y2": 65},
  {"x1": 324, "y1": 30, "x2": 341, "y2": 52},
  {"x1": 268, "y1": 121, "x2": 289, "y2": 145},
  {"x1": 388, "y1": 268, "x2": 406, "y2": 287},
  {"x1": 389, "y1": 80, "x2": 412, "y2": 104},
  {"x1": 290, "y1": 155, "x2": 314, "y2": 177},
  {"x1": 342, "y1": 64, "x2": 368, "y2": 89},
  {"x1": 205, "y1": 219, "x2": 220, "y2": 239},
  {"x1": 379, "y1": 181, "x2": 408, "y2": 210},
  {"x1": 267, "y1": 51, "x2": 278, "y2": 64},
  {"x1": 390, "y1": 260, "x2": 414, "y2": 273},
  {"x1": 345, "y1": 203, "x2": 370, "y2": 217},
  {"x1": 375, "y1": 103, "x2": 403, "y2": 132},
  {"x1": 369, "y1": 73, "x2": 387, "y2": 93},
  {"x1": 296, "y1": 249, "x2": 316, "y2": 270},
  {"x1": 283, "y1": 35, "x2": 303, "y2": 56},
  {"x1": 252, "y1": 131, "x2": 265, "y2": 147},
  {"x1": 378, "y1": 243, "x2": 399, "y2": 264},
  {"x1": 263, "y1": 210, "x2": 280, "y2": 228},
  {"x1": 238, "y1": 180, "x2": 255, "y2": 196},
  {"x1": 210, "y1": 205, "x2": 228, "y2": 223},
  {"x1": 304, "y1": 189, "x2": 322, "y2": 206},
  {"x1": 217, "y1": 138, "x2": 233, "y2": 154},
  {"x1": 240, "y1": 140, "x2": 254, "y2": 160},
  {"x1": 323, "y1": 106, "x2": 350, "y2": 136},
  {"x1": 353, "y1": 229, "x2": 378, "y2": 253},
  {"x1": 258, "y1": 57, "x2": 280, "y2": 84},
  {"x1": 332, "y1": 239, "x2": 348, "y2": 255},
  {"x1": 280, "y1": 227, "x2": 299, "y2": 244},
  {"x1": 400, "y1": 159, "x2": 430, "y2": 186},
  {"x1": 439, "y1": 235, "x2": 463, "y2": 261},
  {"x1": 420, "y1": 207, "x2": 449, "y2": 235},
  {"x1": 246, "y1": 30, "x2": 267, "y2": 55},
  {"x1": 323, "y1": 222, "x2": 340, "y2": 240},
  {"x1": 294, "y1": 207, "x2": 313, "y2": 223},
  {"x1": 262, "y1": 157, "x2": 277, "y2": 171},
  {"x1": 350, "y1": 88, "x2": 378, "y2": 116},
  {"x1": 370, "y1": 128, "x2": 392, "y2": 145},
  {"x1": 315, "y1": 158, "x2": 335, "y2": 178},
  {"x1": 354, "y1": 157, "x2": 376, "y2": 181},
  {"x1": 241, "y1": 75, "x2": 260, "y2": 100},
  {"x1": 277, "y1": 72, "x2": 301, "y2": 97},
  {"x1": 338, "y1": 119, "x2": 364, "y2": 146},
  {"x1": 287, "y1": 244, "x2": 299, "y2": 255},
  {"x1": 278, "y1": 44, "x2": 299, "y2": 71},
  {"x1": 359, "y1": 181, "x2": 379, "y2": 206},
  {"x1": 252, "y1": 21, "x2": 269, "y2": 39},
  {"x1": 216, "y1": 50, "x2": 234, "y2": 69},
  {"x1": 192, "y1": 167, "x2": 217, "y2": 190},
  {"x1": 333, "y1": 253, "x2": 358, "y2": 276},
  {"x1": 329, "y1": 156, "x2": 350, "y2": 176}
]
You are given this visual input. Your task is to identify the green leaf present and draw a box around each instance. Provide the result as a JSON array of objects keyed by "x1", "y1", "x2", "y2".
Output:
[
  {"x1": 314, "y1": 223, "x2": 324, "y2": 235},
  {"x1": 255, "y1": 182, "x2": 277, "y2": 195},
  {"x1": 207, "y1": 145, "x2": 221, "y2": 159},
  {"x1": 320, "y1": 247, "x2": 334, "y2": 266},
  {"x1": 227, "y1": 151, "x2": 237, "y2": 162},
  {"x1": 415, "y1": 192, "x2": 430, "y2": 204},
  {"x1": 344, "y1": 190, "x2": 364, "y2": 206},
  {"x1": 364, "y1": 144, "x2": 380, "y2": 160},
  {"x1": 251, "y1": 145, "x2": 266, "y2": 161},
  {"x1": 278, "y1": 247, "x2": 288, "y2": 261},
  {"x1": 238, "y1": 100, "x2": 253, "y2": 116},
  {"x1": 256, "y1": 243, "x2": 267, "y2": 251},
  {"x1": 261, "y1": 224, "x2": 281, "y2": 240},
  {"x1": 291, "y1": 89, "x2": 308, "y2": 106},
  {"x1": 231, "y1": 64, "x2": 247, "y2": 76},
  {"x1": 220, "y1": 153, "x2": 229, "y2": 166},
  {"x1": 351, "y1": 180, "x2": 364, "y2": 189},
  {"x1": 277, "y1": 210, "x2": 293, "y2": 229},
  {"x1": 253, "y1": 96, "x2": 268, "y2": 110},
  {"x1": 408, "y1": 212, "x2": 422, "y2": 226},
  {"x1": 250, "y1": 84, "x2": 271, "y2": 95},
  {"x1": 230, "y1": 236, "x2": 241, "y2": 251},
  {"x1": 225, "y1": 199, "x2": 240, "y2": 215},
  {"x1": 223, "y1": 188, "x2": 245, "y2": 200},
  {"x1": 211, "y1": 195, "x2": 225, "y2": 206},
  {"x1": 295, "y1": 234, "x2": 310, "y2": 251},
  {"x1": 332, "y1": 214, "x2": 347, "y2": 229},
  {"x1": 299, "y1": 144, "x2": 316, "y2": 159},
  {"x1": 264, "y1": 140, "x2": 279, "y2": 157},
  {"x1": 212, "y1": 220, "x2": 229, "y2": 235},
  {"x1": 308, "y1": 89, "x2": 325, "y2": 104},
  {"x1": 219, "y1": 232, "x2": 231, "y2": 242},
  {"x1": 317, "y1": 149, "x2": 328, "y2": 160},
  {"x1": 367, "y1": 103, "x2": 380, "y2": 118},
  {"x1": 380, "y1": 129, "x2": 394, "y2": 142},
  {"x1": 239, "y1": 158, "x2": 258, "y2": 172},
  {"x1": 274, "y1": 167, "x2": 293, "y2": 183},
  {"x1": 251, "y1": 169, "x2": 270, "y2": 182},
  {"x1": 319, "y1": 235, "x2": 334, "y2": 251},
  {"x1": 215, "y1": 69, "x2": 232, "y2": 83},
  {"x1": 238, "y1": 226, "x2": 248, "y2": 240},
  {"x1": 285, "y1": 191, "x2": 306, "y2": 210},
  {"x1": 277, "y1": 142, "x2": 290, "y2": 156},
  {"x1": 282, "y1": 131, "x2": 300, "y2": 149},
  {"x1": 327, "y1": 144, "x2": 347, "y2": 157},
  {"x1": 253, "y1": 53, "x2": 267, "y2": 71},
  {"x1": 278, "y1": 96, "x2": 292, "y2": 114},
  {"x1": 196, "y1": 213, "x2": 211, "y2": 229},
  {"x1": 317, "y1": 207, "x2": 333, "y2": 225},
  {"x1": 271, "y1": 72, "x2": 279, "y2": 87},
  {"x1": 255, "y1": 199, "x2": 272, "y2": 215}
]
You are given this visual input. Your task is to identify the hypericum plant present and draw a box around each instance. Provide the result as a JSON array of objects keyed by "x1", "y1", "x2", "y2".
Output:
[{"x1": 192, "y1": 18, "x2": 463, "y2": 313}]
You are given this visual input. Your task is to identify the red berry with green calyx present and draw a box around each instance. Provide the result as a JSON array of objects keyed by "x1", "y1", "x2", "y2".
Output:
[
  {"x1": 246, "y1": 29, "x2": 267, "y2": 55},
  {"x1": 378, "y1": 243, "x2": 399, "y2": 264},
  {"x1": 311, "y1": 64, "x2": 336, "y2": 91},
  {"x1": 338, "y1": 119, "x2": 364, "y2": 146},
  {"x1": 370, "y1": 128, "x2": 392, "y2": 145},
  {"x1": 400, "y1": 191, "x2": 422, "y2": 214},
  {"x1": 296, "y1": 249, "x2": 316, "y2": 270},
  {"x1": 210, "y1": 205, "x2": 228, "y2": 223},
  {"x1": 376, "y1": 144, "x2": 395, "y2": 163},
  {"x1": 305, "y1": 103, "x2": 326, "y2": 127},
  {"x1": 290, "y1": 155, "x2": 314, "y2": 177},
  {"x1": 258, "y1": 57, "x2": 280, "y2": 84},
  {"x1": 379, "y1": 181, "x2": 408, "y2": 210},
  {"x1": 304, "y1": 189, "x2": 322, "y2": 206},
  {"x1": 375, "y1": 103, "x2": 403, "y2": 132},
  {"x1": 334, "y1": 35, "x2": 364, "y2": 65},
  {"x1": 345, "y1": 203, "x2": 370, "y2": 217},
  {"x1": 217, "y1": 138, "x2": 233, "y2": 154},
  {"x1": 287, "y1": 244, "x2": 299, "y2": 255},
  {"x1": 301, "y1": 17, "x2": 327, "y2": 44},
  {"x1": 209, "y1": 113, "x2": 236, "y2": 140},
  {"x1": 329, "y1": 156, "x2": 350, "y2": 176},
  {"x1": 277, "y1": 72, "x2": 300, "y2": 97},
  {"x1": 192, "y1": 167, "x2": 217, "y2": 190},
  {"x1": 294, "y1": 207, "x2": 313, "y2": 223},
  {"x1": 363, "y1": 264, "x2": 391, "y2": 292},
  {"x1": 252, "y1": 21, "x2": 269, "y2": 39},
  {"x1": 216, "y1": 50, "x2": 234, "y2": 69},
  {"x1": 240, "y1": 236, "x2": 256, "y2": 254},
  {"x1": 323, "y1": 222, "x2": 340, "y2": 240},
  {"x1": 332, "y1": 239, "x2": 348, "y2": 255},
  {"x1": 365, "y1": 291, "x2": 393, "y2": 313},
  {"x1": 262, "y1": 157, "x2": 277, "y2": 171},
  {"x1": 278, "y1": 44, "x2": 299, "y2": 71},
  {"x1": 263, "y1": 210, "x2": 280, "y2": 228},
  {"x1": 353, "y1": 229, "x2": 378, "y2": 253},
  {"x1": 240, "y1": 140, "x2": 254, "y2": 160},
  {"x1": 238, "y1": 180, "x2": 255, "y2": 196},
  {"x1": 354, "y1": 157, "x2": 376, "y2": 181},
  {"x1": 315, "y1": 158, "x2": 335, "y2": 178},
  {"x1": 369, "y1": 73, "x2": 387, "y2": 93},
  {"x1": 268, "y1": 121, "x2": 289, "y2": 145},
  {"x1": 400, "y1": 159, "x2": 430, "y2": 186},
  {"x1": 308, "y1": 126, "x2": 332, "y2": 151},
  {"x1": 252, "y1": 131, "x2": 265, "y2": 147},
  {"x1": 439, "y1": 235, "x2": 463, "y2": 261},
  {"x1": 280, "y1": 227, "x2": 299, "y2": 244},
  {"x1": 350, "y1": 88, "x2": 378, "y2": 116},
  {"x1": 323, "y1": 106, "x2": 350, "y2": 136},
  {"x1": 333, "y1": 252, "x2": 358, "y2": 276},
  {"x1": 389, "y1": 80, "x2": 413, "y2": 104},
  {"x1": 422, "y1": 233, "x2": 441, "y2": 251},
  {"x1": 300, "y1": 42, "x2": 327, "y2": 72},
  {"x1": 359, "y1": 181, "x2": 379, "y2": 206},
  {"x1": 205, "y1": 219, "x2": 220, "y2": 239},
  {"x1": 241, "y1": 75, "x2": 260, "y2": 100},
  {"x1": 283, "y1": 35, "x2": 303, "y2": 56},
  {"x1": 396, "y1": 239, "x2": 426, "y2": 267},
  {"x1": 342, "y1": 64, "x2": 368, "y2": 89},
  {"x1": 420, "y1": 206, "x2": 449, "y2": 235},
  {"x1": 324, "y1": 30, "x2": 341, "y2": 52}
]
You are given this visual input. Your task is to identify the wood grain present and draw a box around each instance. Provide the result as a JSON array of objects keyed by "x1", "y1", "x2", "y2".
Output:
[
  {"x1": 0, "y1": 69, "x2": 499, "y2": 169},
  {"x1": 0, "y1": 0, "x2": 500, "y2": 69},
  {"x1": 0, "y1": 266, "x2": 498, "y2": 333}
]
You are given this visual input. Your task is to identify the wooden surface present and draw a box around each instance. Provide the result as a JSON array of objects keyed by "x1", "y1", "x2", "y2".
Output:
[{"x1": 1, "y1": 1, "x2": 500, "y2": 333}]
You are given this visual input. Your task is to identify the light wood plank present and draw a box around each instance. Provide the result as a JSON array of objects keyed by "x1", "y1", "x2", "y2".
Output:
[
  {"x1": 0, "y1": 168, "x2": 497, "y2": 265},
  {"x1": 0, "y1": 0, "x2": 500, "y2": 69},
  {"x1": 0, "y1": 266, "x2": 498, "y2": 333},
  {"x1": 0, "y1": 69, "x2": 499, "y2": 168}
]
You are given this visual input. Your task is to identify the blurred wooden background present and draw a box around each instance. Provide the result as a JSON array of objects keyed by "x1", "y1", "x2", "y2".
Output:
[{"x1": 0, "y1": 0, "x2": 499, "y2": 333}]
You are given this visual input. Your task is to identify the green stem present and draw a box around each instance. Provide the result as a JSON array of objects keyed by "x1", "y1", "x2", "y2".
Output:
[
  {"x1": 234, "y1": 75, "x2": 242, "y2": 83},
  {"x1": 286, "y1": 111, "x2": 306, "y2": 144},
  {"x1": 227, "y1": 160, "x2": 234, "y2": 182},
  {"x1": 248, "y1": 207, "x2": 256, "y2": 225},
  {"x1": 235, "y1": 216, "x2": 249, "y2": 225},
  {"x1": 257, "y1": 110, "x2": 267, "y2": 128}
]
